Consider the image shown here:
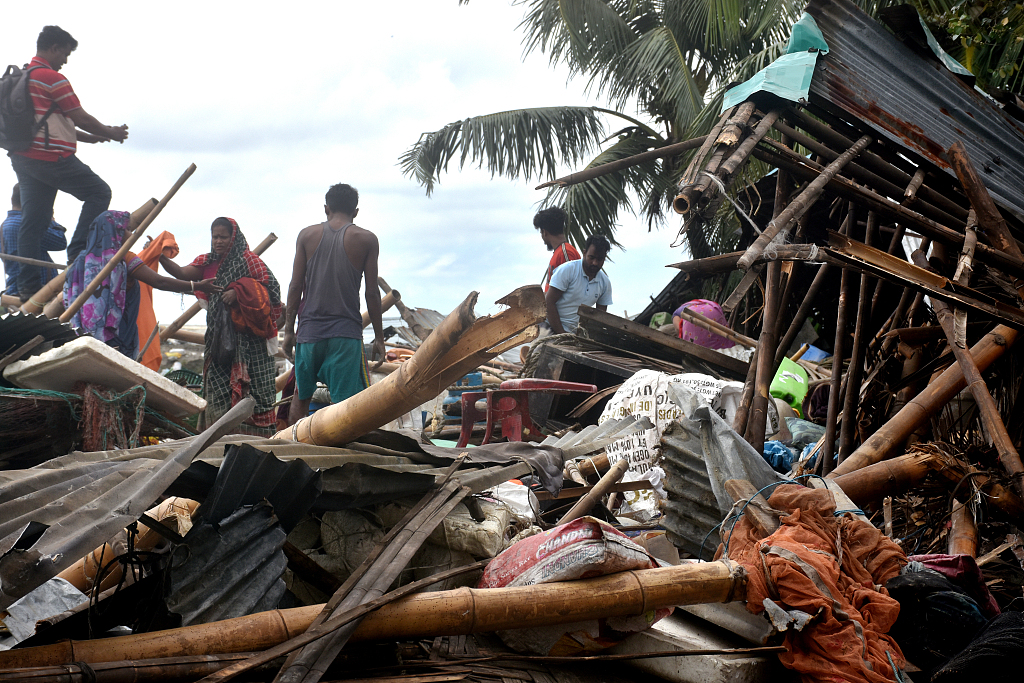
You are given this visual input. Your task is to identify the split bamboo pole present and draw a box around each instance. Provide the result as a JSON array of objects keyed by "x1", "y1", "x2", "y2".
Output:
[
  {"x1": 737, "y1": 135, "x2": 872, "y2": 271},
  {"x1": 277, "y1": 286, "x2": 545, "y2": 446},
  {"x1": 947, "y1": 140, "x2": 1024, "y2": 298},
  {"x1": 60, "y1": 166, "x2": 197, "y2": 324},
  {"x1": 0, "y1": 561, "x2": 746, "y2": 670},
  {"x1": 910, "y1": 251, "x2": 1024, "y2": 497},
  {"x1": 559, "y1": 458, "x2": 629, "y2": 524},
  {"x1": 831, "y1": 451, "x2": 937, "y2": 506},
  {"x1": 948, "y1": 502, "x2": 978, "y2": 556},
  {"x1": 830, "y1": 323, "x2": 1018, "y2": 477},
  {"x1": 19, "y1": 199, "x2": 158, "y2": 314},
  {"x1": 160, "y1": 233, "x2": 278, "y2": 342},
  {"x1": 677, "y1": 107, "x2": 736, "y2": 191}
]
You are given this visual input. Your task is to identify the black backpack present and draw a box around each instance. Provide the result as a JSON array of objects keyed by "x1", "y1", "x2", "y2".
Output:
[{"x1": 0, "y1": 64, "x2": 58, "y2": 152}]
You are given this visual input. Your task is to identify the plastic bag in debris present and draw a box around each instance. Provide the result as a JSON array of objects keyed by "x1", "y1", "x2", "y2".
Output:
[
  {"x1": 664, "y1": 382, "x2": 786, "y2": 517},
  {"x1": 599, "y1": 371, "x2": 778, "y2": 520},
  {"x1": 0, "y1": 578, "x2": 85, "y2": 650},
  {"x1": 479, "y1": 516, "x2": 670, "y2": 655},
  {"x1": 486, "y1": 481, "x2": 539, "y2": 523}
]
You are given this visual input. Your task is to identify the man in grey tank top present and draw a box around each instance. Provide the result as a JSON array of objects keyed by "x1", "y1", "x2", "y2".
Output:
[{"x1": 282, "y1": 184, "x2": 385, "y2": 424}]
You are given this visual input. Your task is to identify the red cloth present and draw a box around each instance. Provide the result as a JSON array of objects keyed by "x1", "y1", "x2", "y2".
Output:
[
  {"x1": 227, "y1": 277, "x2": 278, "y2": 339},
  {"x1": 135, "y1": 232, "x2": 179, "y2": 371},
  {"x1": 544, "y1": 243, "x2": 580, "y2": 292},
  {"x1": 724, "y1": 484, "x2": 906, "y2": 682},
  {"x1": 15, "y1": 56, "x2": 82, "y2": 161}
]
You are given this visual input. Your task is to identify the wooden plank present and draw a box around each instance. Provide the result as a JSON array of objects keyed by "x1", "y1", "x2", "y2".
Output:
[{"x1": 576, "y1": 307, "x2": 748, "y2": 379}]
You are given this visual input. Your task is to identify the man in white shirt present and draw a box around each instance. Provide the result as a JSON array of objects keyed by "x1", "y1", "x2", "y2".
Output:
[{"x1": 545, "y1": 235, "x2": 612, "y2": 334}]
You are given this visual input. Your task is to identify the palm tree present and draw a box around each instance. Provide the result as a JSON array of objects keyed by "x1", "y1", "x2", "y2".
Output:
[{"x1": 400, "y1": 0, "x2": 958, "y2": 254}]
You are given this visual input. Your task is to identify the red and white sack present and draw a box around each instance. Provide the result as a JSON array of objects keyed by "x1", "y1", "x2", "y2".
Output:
[{"x1": 478, "y1": 517, "x2": 672, "y2": 655}]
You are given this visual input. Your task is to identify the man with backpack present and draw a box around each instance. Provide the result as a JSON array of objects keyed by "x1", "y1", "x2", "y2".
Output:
[{"x1": 3, "y1": 25, "x2": 128, "y2": 303}]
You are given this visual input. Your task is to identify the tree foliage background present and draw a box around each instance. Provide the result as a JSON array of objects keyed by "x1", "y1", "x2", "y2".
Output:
[{"x1": 401, "y1": 0, "x2": 1012, "y2": 258}]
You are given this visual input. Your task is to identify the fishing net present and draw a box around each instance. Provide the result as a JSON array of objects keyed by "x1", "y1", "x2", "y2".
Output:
[{"x1": 79, "y1": 383, "x2": 147, "y2": 451}]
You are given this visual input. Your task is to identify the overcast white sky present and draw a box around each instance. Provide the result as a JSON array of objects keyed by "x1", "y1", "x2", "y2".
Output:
[{"x1": 4, "y1": 1, "x2": 688, "y2": 325}]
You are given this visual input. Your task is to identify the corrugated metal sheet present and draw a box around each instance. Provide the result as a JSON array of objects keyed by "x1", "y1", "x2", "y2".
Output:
[
  {"x1": 658, "y1": 421, "x2": 722, "y2": 558},
  {"x1": 806, "y1": 0, "x2": 1024, "y2": 220},
  {"x1": 197, "y1": 443, "x2": 321, "y2": 532},
  {"x1": 166, "y1": 502, "x2": 287, "y2": 626}
]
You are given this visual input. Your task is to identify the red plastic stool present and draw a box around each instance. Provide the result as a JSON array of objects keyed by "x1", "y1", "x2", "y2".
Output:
[{"x1": 456, "y1": 379, "x2": 597, "y2": 448}]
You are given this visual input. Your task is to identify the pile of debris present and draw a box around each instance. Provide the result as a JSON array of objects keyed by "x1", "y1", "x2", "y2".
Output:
[{"x1": 3, "y1": 1, "x2": 1024, "y2": 681}]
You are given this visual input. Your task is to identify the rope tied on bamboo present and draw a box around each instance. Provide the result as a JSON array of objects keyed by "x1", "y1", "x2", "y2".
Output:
[{"x1": 700, "y1": 171, "x2": 762, "y2": 235}]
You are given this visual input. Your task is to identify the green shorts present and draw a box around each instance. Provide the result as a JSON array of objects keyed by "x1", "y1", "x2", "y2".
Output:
[{"x1": 295, "y1": 337, "x2": 368, "y2": 403}]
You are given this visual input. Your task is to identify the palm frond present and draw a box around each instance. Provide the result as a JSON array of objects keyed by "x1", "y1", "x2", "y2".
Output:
[{"x1": 399, "y1": 106, "x2": 605, "y2": 195}]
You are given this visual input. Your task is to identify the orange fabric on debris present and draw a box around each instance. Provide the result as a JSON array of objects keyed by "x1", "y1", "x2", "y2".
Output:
[
  {"x1": 722, "y1": 484, "x2": 906, "y2": 683},
  {"x1": 136, "y1": 232, "x2": 179, "y2": 371},
  {"x1": 227, "y1": 277, "x2": 278, "y2": 339}
]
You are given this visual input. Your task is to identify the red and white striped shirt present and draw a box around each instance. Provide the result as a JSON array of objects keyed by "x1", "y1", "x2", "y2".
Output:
[{"x1": 14, "y1": 56, "x2": 82, "y2": 162}]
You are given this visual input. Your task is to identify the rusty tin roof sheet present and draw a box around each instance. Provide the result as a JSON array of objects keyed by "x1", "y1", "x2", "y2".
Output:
[{"x1": 806, "y1": 0, "x2": 1024, "y2": 220}]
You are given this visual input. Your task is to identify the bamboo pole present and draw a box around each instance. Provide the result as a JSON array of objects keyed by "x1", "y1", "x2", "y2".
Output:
[
  {"x1": 737, "y1": 135, "x2": 872, "y2": 271},
  {"x1": 770, "y1": 119, "x2": 963, "y2": 230},
  {"x1": 749, "y1": 144, "x2": 1024, "y2": 280},
  {"x1": 830, "y1": 323, "x2": 1018, "y2": 478},
  {"x1": 0, "y1": 252, "x2": 66, "y2": 270},
  {"x1": 675, "y1": 308, "x2": 756, "y2": 347},
  {"x1": 0, "y1": 561, "x2": 746, "y2": 670},
  {"x1": 948, "y1": 502, "x2": 978, "y2": 556},
  {"x1": 361, "y1": 290, "x2": 400, "y2": 328},
  {"x1": 559, "y1": 458, "x2": 630, "y2": 524},
  {"x1": 159, "y1": 233, "x2": 278, "y2": 342},
  {"x1": 838, "y1": 212, "x2": 877, "y2": 461},
  {"x1": 786, "y1": 108, "x2": 967, "y2": 221},
  {"x1": 821, "y1": 265, "x2": 851, "y2": 475},
  {"x1": 19, "y1": 199, "x2": 158, "y2": 314},
  {"x1": 277, "y1": 286, "x2": 545, "y2": 446},
  {"x1": 536, "y1": 135, "x2": 707, "y2": 190},
  {"x1": 947, "y1": 140, "x2": 1024, "y2": 298},
  {"x1": 774, "y1": 263, "x2": 830, "y2": 369},
  {"x1": 746, "y1": 262, "x2": 781, "y2": 451},
  {"x1": 831, "y1": 451, "x2": 937, "y2": 506},
  {"x1": 673, "y1": 102, "x2": 756, "y2": 214},
  {"x1": 60, "y1": 167, "x2": 197, "y2": 324},
  {"x1": 910, "y1": 250, "x2": 1024, "y2": 497},
  {"x1": 731, "y1": 348, "x2": 758, "y2": 435}
]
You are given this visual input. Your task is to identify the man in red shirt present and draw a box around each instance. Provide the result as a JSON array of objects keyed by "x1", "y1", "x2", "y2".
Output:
[
  {"x1": 534, "y1": 206, "x2": 579, "y2": 292},
  {"x1": 9, "y1": 25, "x2": 129, "y2": 302}
]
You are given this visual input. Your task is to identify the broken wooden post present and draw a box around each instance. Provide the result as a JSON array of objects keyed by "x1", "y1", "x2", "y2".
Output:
[
  {"x1": 559, "y1": 458, "x2": 630, "y2": 524},
  {"x1": 830, "y1": 324, "x2": 1018, "y2": 478},
  {"x1": 60, "y1": 166, "x2": 197, "y2": 324},
  {"x1": 18, "y1": 199, "x2": 158, "y2": 315},
  {"x1": 746, "y1": 261, "x2": 781, "y2": 451},
  {"x1": 737, "y1": 135, "x2": 872, "y2": 271},
  {"x1": 0, "y1": 561, "x2": 746, "y2": 670},
  {"x1": 160, "y1": 233, "x2": 278, "y2": 342}
]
